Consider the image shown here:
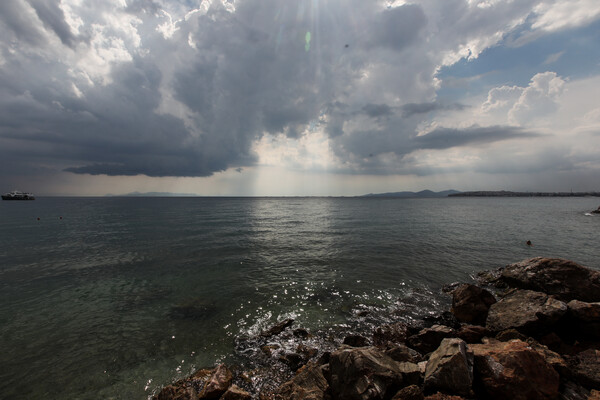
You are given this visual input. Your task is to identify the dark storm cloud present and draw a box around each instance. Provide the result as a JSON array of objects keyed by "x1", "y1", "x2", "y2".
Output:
[
  {"x1": 370, "y1": 4, "x2": 427, "y2": 51},
  {"x1": 26, "y1": 0, "x2": 78, "y2": 47},
  {"x1": 401, "y1": 102, "x2": 468, "y2": 117},
  {"x1": 413, "y1": 125, "x2": 541, "y2": 149},
  {"x1": 0, "y1": 1, "x2": 46, "y2": 46},
  {"x1": 361, "y1": 104, "x2": 394, "y2": 118}
]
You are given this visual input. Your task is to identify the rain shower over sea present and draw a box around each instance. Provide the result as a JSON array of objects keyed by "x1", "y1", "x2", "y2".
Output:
[{"x1": 0, "y1": 196, "x2": 598, "y2": 399}]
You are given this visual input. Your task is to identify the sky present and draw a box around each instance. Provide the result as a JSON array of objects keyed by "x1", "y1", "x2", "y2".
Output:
[{"x1": 1, "y1": 0, "x2": 599, "y2": 196}]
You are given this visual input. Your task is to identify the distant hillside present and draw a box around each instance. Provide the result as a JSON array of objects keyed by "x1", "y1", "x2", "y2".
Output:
[
  {"x1": 361, "y1": 189, "x2": 461, "y2": 198},
  {"x1": 449, "y1": 191, "x2": 600, "y2": 197},
  {"x1": 108, "y1": 192, "x2": 198, "y2": 197}
]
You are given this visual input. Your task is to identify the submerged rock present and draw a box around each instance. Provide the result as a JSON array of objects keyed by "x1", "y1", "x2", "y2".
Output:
[
  {"x1": 486, "y1": 289, "x2": 567, "y2": 335},
  {"x1": 470, "y1": 339, "x2": 560, "y2": 400},
  {"x1": 424, "y1": 338, "x2": 473, "y2": 397},
  {"x1": 261, "y1": 319, "x2": 294, "y2": 338},
  {"x1": 450, "y1": 284, "x2": 496, "y2": 325},
  {"x1": 496, "y1": 258, "x2": 600, "y2": 302}
]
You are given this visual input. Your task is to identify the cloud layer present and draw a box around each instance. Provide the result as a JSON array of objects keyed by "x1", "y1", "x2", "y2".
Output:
[{"x1": 0, "y1": 0, "x2": 599, "y2": 193}]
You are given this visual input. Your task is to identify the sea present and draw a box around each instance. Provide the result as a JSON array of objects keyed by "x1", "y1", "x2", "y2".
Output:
[{"x1": 0, "y1": 196, "x2": 598, "y2": 399}]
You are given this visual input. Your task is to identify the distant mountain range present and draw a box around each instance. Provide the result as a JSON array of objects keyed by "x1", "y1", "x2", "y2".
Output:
[{"x1": 361, "y1": 189, "x2": 461, "y2": 198}]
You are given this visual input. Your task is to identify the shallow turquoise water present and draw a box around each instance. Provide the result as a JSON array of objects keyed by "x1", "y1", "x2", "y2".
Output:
[{"x1": 0, "y1": 197, "x2": 598, "y2": 398}]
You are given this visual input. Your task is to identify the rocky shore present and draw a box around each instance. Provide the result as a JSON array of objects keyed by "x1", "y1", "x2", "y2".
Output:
[{"x1": 153, "y1": 257, "x2": 600, "y2": 400}]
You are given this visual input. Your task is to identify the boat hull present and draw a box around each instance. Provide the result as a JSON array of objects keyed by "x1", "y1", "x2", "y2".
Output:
[{"x1": 1, "y1": 195, "x2": 35, "y2": 200}]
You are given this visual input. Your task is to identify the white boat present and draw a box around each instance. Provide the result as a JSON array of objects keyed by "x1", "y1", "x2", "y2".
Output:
[{"x1": 1, "y1": 190, "x2": 35, "y2": 200}]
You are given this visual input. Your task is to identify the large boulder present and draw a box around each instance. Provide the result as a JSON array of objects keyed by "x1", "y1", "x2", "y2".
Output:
[
  {"x1": 486, "y1": 290, "x2": 567, "y2": 335},
  {"x1": 424, "y1": 338, "x2": 473, "y2": 397},
  {"x1": 450, "y1": 284, "x2": 497, "y2": 325},
  {"x1": 275, "y1": 362, "x2": 330, "y2": 400},
  {"x1": 470, "y1": 339, "x2": 560, "y2": 400},
  {"x1": 329, "y1": 346, "x2": 421, "y2": 400},
  {"x1": 154, "y1": 384, "x2": 197, "y2": 400},
  {"x1": 407, "y1": 325, "x2": 457, "y2": 354},
  {"x1": 497, "y1": 258, "x2": 600, "y2": 302}
]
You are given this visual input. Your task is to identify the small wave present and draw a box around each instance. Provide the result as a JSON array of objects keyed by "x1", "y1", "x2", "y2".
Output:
[{"x1": 584, "y1": 213, "x2": 593, "y2": 216}]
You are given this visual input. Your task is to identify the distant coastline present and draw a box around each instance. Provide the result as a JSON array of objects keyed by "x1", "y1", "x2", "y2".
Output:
[
  {"x1": 449, "y1": 190, "x2": 600, "y2": 197},
  {"x1": 361, "y1": 189, "x2": 461, "y2": 198}
]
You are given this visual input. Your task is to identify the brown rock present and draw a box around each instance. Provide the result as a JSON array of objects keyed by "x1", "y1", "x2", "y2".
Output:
[
  {"x1": 525, "y1": 338, "x2": 569, "y2": 376},
  {"x1": 495, "y1": 328, "x2": 528, "y2": 342},
  {"x1": 471, "y1": 339, "x2": 560, "y2": 400},
  {"x1": 198, "y1": 364, "x2": 233, "y2": 399},
  {"x1": 590, "y1": 389, "x2": 600, "y2": 399},
  {"x1": 567, "y1": 300, "x2": 600, "y2": 338},
  {"x1": 451, "y1": 284, "x2": 497, "y2": 325},
  {"x1": 486, "y1": 290, "x2": 567, "y2": 335},
  {"x1": 373, "y1": 322, "x2": 410, "y2": 347},
  {"x1": 570, "y1": 349, "x2": 600, "y2": 389},
  {"x1": 329, "y1": 346, "x2": 419, "y2": 400},
  {"x1": 498, "y1": 257, "x2": 600, "y2": 302},
  {"x1": 407, "y1": 325, "x2": 456, "y2": 354},
  {"x1": 220, "y1": 385, "x2": 252, "y2": 400},
  {"x1": 456, "y1": 325, "x2": 489, "y2": 344},
  {"x1": 275, "y1": 362, "x2": 329, "y2": 400},
  {"x1": 424, "y1": 338, "x2": 473, "y2": 397},
  {"x1": 392, "y1": 384, "x2": 424, "y2": 400}
]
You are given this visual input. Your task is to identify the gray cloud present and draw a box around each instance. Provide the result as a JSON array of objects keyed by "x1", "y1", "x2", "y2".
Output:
[
  {"x1": 401, "y1": 102, "x2": 468, "y2": 117},
  {"x1": 413, "y1": 125, "x2": 541, "y2": 150},
  {"x1": 26, "y1": 0, "x2": 78, "y2": 47}
]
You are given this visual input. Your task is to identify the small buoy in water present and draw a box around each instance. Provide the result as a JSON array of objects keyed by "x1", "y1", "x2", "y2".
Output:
[
  {"x1": 59, "y1": 216, "x2": 63, "y2": 219},
  {"x1": 37, "y1": 217, "x2": 40, "y2": 221},
  {"x1": 526, "y1": 240, "x2": 533, "y2": 246}
]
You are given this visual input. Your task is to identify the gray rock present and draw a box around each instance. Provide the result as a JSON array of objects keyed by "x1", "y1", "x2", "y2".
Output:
[
  {"x1": 497, "y1": 257, "x2": 600, "y2": 302},
  {"x1": 486, "y1": 290, "x2": 567, "y2": 335},
  {"x1": 424, "y1": 338, "x2": 473, "y2": 397}
]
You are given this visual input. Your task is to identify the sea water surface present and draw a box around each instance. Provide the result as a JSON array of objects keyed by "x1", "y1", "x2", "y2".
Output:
[{"x1": 0, "y1": 196, "x2": 598, "y2": 399}]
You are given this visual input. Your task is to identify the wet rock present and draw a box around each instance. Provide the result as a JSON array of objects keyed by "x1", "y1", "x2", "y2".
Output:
[
  {"x1": 424, "y1": 338, "x2": 473, "y2": 397},
  {"x1": 591, "y1": 206, "x2": 600, "y2": 214},
  {"x1": 423, "y1": 312, "x2": 461, "y2": 330},
  {"x1": 261, "y1": 344, "x2": 281, "y2": 357},
  {"x1": 569, "y1": 349, "x2": 600, "y2": 389},
  {"x1": 220, "y1": 385, "x2": 252, "y2": 400},
  {"x1": 471, "y1": 339, "x2": 560, "y2": 400},
  {"x1": 343, "y1": 335, "x2": 369, "y2": 347},
  {"x1": 293, "y1": 328, "x2": 311, "y2": 339},
  {"x1": 450, "y1": 284, "x2": 497, "y2": 325},
  {"x1": 261, "y1": 319, "x2": 294, "y2": 338},
  {"x1": 392, "y1": 384, "x2": 424, "y2": 400},
  {"x1": 497, "y1": 257, "x2": 600, "y2": 302},
  {"x1": 329, "y1": 346, "x2": 416, "y2": 400},
  {"x1": 373, "y1": 322, "x2": 410, "y2": 347},
  {"x1": 280, "y1": 352, "x2": 306, "y2": 372},
  {"x1": 275, "y1": 362, "x2": 330, "y2": 400},
  {"x1": 407, "y1": 325, "x2": 456, "y2": 354},
  {"x1": 456, "y1": 325, "x2": 489, "y2": 344},
  {"x1": 486, "y1": 289, "x2": 567, "y2": 335},
  {"x1": 198, "y1": 364, "x2": 233, "y2": 399},
  {"x1": 385, "y1": 344, "x2": 423, "y2": 363},
  {"x1": 296, "y1": 344, "x2": 319, "y2": 360}
]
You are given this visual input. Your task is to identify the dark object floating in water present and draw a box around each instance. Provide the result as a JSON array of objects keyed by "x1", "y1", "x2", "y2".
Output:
[
  {"x1": 2, "y1": 190, "x2": 35, "y2": 200},
  {"x1": 526, "y1": 240, "x2": 533, "y2": 246},
  {"x1": 591, "y1": 206, "x2": 600, "y2": 214}
]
